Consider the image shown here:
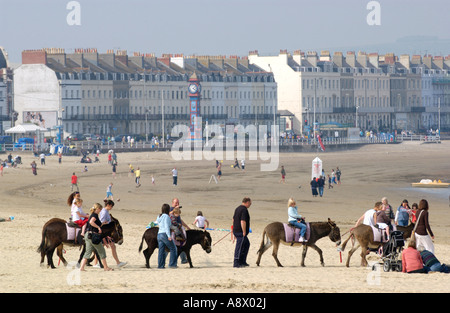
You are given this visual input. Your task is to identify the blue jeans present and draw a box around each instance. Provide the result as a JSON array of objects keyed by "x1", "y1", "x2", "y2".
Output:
[
  {"x1": 318, "y1": 186, "x2": 324, "y2": 197},
  {"x1": 157, "y1": 233, "x2": 177, "y2": 268},
  {"x1": 233, "y1": 232, "x2": 250, "y2": 267},
  {"x1": 289, "y1": 220, "x2": 306, "y2": 237}
]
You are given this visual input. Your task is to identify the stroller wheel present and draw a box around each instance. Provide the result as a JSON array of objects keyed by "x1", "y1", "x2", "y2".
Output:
[{"x1": 383, "y1": 260, "x2": 391, "y2": 272}]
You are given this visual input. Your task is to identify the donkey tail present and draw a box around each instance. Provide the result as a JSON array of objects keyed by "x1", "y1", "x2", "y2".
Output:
[
  {"x1": 37, "y1": 227, "x2": 47, "y2": 254},
  {"x1": 257, "y1": 229, "x2": 271, "y2": 255},
  {"x1": 339, "y1": 232, "x2": 354, "y2": 252},
  {"x1": 138, "y1": 233, "x2": 145, "y2": 253}
]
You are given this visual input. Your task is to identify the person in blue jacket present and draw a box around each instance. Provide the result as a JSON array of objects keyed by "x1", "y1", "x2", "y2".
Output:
[
  {"x1": 288, "y1": 198, "x2": 307, "y2": 242},
  {"x1": 156, "y1": 203, "x2": 178, "y2": 269}
]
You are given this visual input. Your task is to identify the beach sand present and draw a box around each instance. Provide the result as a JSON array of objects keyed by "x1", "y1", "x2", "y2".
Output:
[{"x1": 1, "y1": 142, "x2": 450, "y2": 293}]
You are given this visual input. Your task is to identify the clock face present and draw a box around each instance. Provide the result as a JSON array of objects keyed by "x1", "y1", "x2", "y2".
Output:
[{"x1": 188, "y1": 84, "x2": 198, "y2": 94}]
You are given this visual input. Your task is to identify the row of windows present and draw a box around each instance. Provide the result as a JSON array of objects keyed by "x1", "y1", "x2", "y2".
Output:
[
  {"x1": 64, "y1": 104, "x2": 276, "y2": 118},
  {"x1": 301, "y1": 77, "x2": 437, "y2": 91},
  {"x1": 64, "y1": 88, "x2": 278, "y2": 101},
  {"x1": 302, "y1": 95, "x2": 429, "y2": 108}
]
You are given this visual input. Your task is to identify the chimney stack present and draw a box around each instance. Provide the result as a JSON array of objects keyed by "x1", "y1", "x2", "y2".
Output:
[
  {"x1": 22, "y1": 49, "x2": 48, "y2": 65},
  {"x1": 357, "y1": 51, "x2": 368, "y2": 67},
  {"x1": 346, "y1": 51, "x2": 356, "y2": 67},
  {"x1": 399, "y1": 54, "x2": 410, "y2": 69},
  {"x1": 368, "y1": 53, "x2": 379, "y2": 68},
  {"x1": 333, "y1": 52, "x2": 344, "y2": 67}
]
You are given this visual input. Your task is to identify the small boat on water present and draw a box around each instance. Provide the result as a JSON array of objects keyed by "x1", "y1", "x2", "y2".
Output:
[{"x1": 411, "y1": 179, "x2": 450, "y2": 188}]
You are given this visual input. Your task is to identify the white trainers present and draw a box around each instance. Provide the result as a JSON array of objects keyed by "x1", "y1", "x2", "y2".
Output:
[
  {"x1": 117, "y1": 262, "x2": 128, "y2": 268},
  {"x1": 299, "y1": 236, "x2": 307, "y2": 242}
]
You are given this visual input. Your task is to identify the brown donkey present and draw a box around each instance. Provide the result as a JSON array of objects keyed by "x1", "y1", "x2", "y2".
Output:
[
  {"x1": 38, "y1": 216, "x2": 123, "y2": 268},
  {"x1": 256, "y1": 219, "x2": 341, "y2": 267},
  {"x1": 340, "y1": 223, "x2": 414, "y2": 268},
  {"x1": 338, "y1": 224, "x2": 379, "y2": 267}
]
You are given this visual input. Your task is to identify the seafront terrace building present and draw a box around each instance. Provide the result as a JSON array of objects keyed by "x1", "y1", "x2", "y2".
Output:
[
  {"x1": 13, "y1": 49, "x2": 277, "y2": 137},
  {"x1": 0, "y1": 47, "x2": 13, "y2": 133},
  {"x1": 249, "y1": 50, "x2": 450, "y2": 135}
]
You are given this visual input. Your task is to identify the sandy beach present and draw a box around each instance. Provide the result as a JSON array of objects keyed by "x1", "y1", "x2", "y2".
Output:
[{"x1": 1, "y1": 141, "x2": 450, "y2": 293}]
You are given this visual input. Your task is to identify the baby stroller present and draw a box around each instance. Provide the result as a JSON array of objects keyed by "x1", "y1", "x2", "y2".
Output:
[
  {"x1": 14, "y1": 156, "x2": 22, "y2": 164},
  {"x1": 372, "y1": 230, "x2": 404, "y2": 272}
]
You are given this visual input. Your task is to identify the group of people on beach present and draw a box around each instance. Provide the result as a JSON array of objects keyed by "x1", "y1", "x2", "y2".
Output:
[
  {"x1": 215, "y1": 159, "x2": 245, "y2": 180},
  {"x1": 353, "y1": 197, "x2": 448, "y2": 274},
  {"x1": 67, "y1": 191, "x2": 127, "y2": 271},
  {"x1": 310, "y1": 167, "x2": 341, "y2": 197}
]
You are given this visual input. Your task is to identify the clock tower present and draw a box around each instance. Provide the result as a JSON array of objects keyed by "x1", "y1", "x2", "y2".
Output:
[{"x1": 188, "y1": 72, "x2": 201, "y2": 140}]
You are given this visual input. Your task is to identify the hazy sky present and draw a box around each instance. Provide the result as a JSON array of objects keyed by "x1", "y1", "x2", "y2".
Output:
[{"x1": 2, "y1": 0, "x2": 449, "y2": 64}]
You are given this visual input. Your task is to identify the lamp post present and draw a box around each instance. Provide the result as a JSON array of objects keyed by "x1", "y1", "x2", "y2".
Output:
[
  {"x1": 161, "y1": 90, "x2": 165, "y2": 148},
  {"x1": 313, "y1": 79, "x2": 316, "y2": 141},
  {"x1": 142, "y1": 73, "x2": 148, "y2": 142},
  {"x1": 438, "y1": 97, "x2": 441, "y2": 136},
  {"x1": 356, "y1": 105, "x2": 359, "y2": 129},
  {"x1": 145, "y1": 108, "x2": 149, "y2": 142}
]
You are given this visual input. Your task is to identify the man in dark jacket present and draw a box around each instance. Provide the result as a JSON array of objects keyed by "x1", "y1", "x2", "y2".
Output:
[{"x1": 232, "y1": 197, "x2": 252, "y2": 268}]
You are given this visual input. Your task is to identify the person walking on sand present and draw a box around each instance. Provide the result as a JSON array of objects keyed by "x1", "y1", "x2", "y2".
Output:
[
  {"x1": 336, "y1": 167, "x2": 342, "y2": 184},
  {"x1": 232, "y1": 197, "x2": 252, "y2": 268},
  {"x1": 31, "y1": 161, "x2": 37, "y2": 175},
  {"x1": 280, "y1": 166, "x2": 286, "y2": 183},
  {"x1": 71, "y1": 172, "x2": 79, "y2": 192},
  {"x1": 331, "y1": 169, "x2": 336, "y2": 184},
  {"x1": 112, "y1": 161, "x2": 117, "y2": 179},
  {"x1": 135, "y1": 167, "x2": 141, "y2": 187},
  {"x1": 217, "y1": 162, "x2": 222, "y2": 180},
  {"x1": 172, "y1": 167, "x2": 178, "y2": 186},
  {"x1": 105, "y1": 183, "x2": 114, "y2": 201},
  {"x1": 40, "y1": 153, "x2": 46, "y2": 165},
  {"x1": 310, "y1": 177, "x2": 318, "y2": 197},
  {"x1": 79, "y1": 203, "x2": 113, "y2": 272},
  {"x1": 233, "y1": 158, "x2": 240, "y2": 169},
  {"x1": 193, "y1": 211, "x2": 210, "y2": 230},
  {"x1": 99, "y1": 200, "x2": 127, "y2": 268}
]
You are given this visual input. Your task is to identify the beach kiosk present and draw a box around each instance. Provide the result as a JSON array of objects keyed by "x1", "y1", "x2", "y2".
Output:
[{"x1": 312, "y1": 157, "x2": 322, "y2": 180}]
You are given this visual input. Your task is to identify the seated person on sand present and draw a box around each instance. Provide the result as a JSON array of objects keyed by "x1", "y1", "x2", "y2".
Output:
[
  {"x1": 418, "y1": 245, "x2": 450, "y2": 273},
  {"x1": 287, "y1": 198, "x2": 307, "y2": 242},
  {"x1": 170, "y1": 207, "x2": 186, "y2": 241}
]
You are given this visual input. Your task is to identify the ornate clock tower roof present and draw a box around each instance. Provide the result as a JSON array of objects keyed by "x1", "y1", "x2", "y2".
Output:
[{"x1": 189, "y1": 71, "x2": 198, "y2": 80}]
